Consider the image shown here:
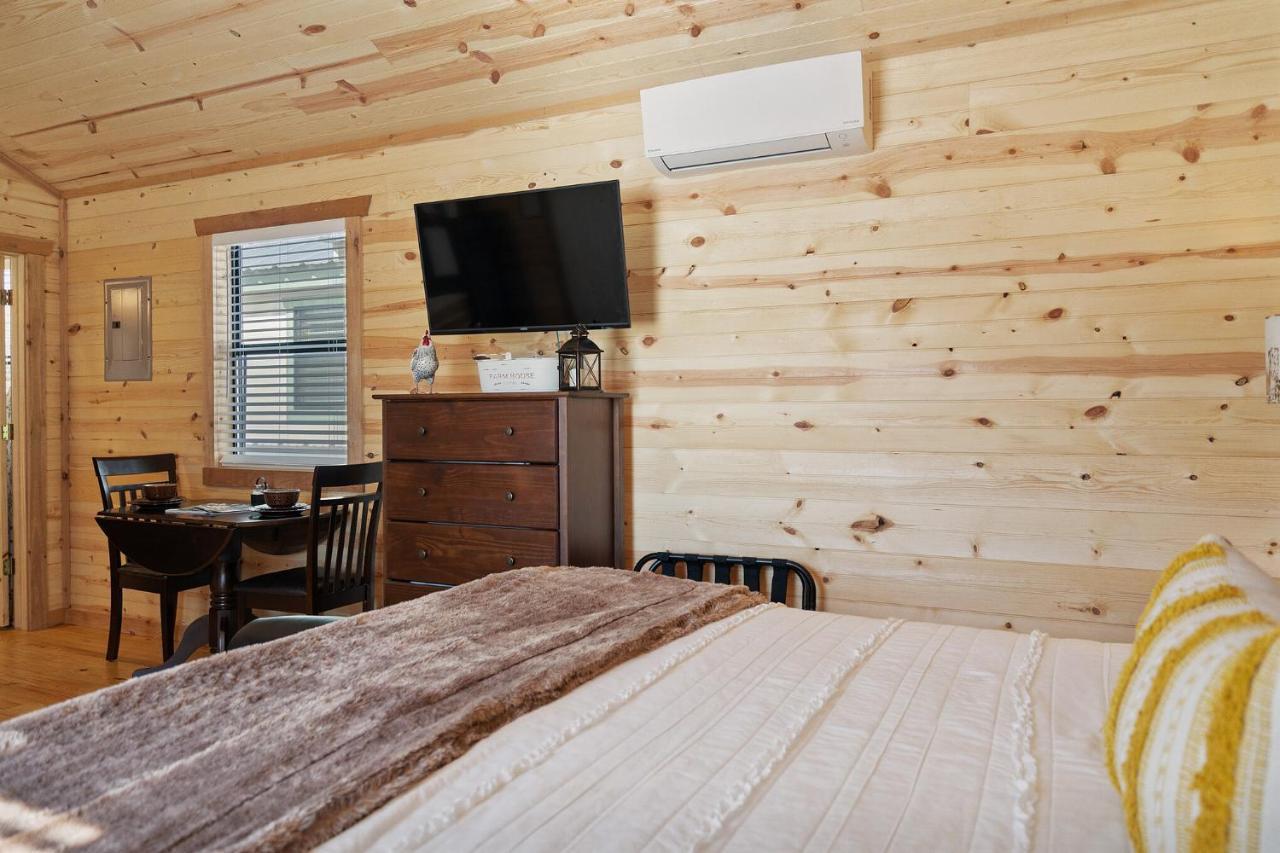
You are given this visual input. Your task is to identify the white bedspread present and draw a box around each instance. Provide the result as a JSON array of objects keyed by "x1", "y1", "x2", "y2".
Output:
[{"x1": 322, "y1": 606, "x2": 1130, "y2": 852}]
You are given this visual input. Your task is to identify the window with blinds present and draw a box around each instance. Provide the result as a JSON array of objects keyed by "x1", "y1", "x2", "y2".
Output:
[{"x1": 211, "y1": 220, "x2": 348, "y2": 466}]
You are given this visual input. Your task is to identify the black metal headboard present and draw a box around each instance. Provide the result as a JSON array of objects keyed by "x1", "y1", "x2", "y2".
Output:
[{"x1": 633, "y1": 551, "x2": 817, "y2": 611}]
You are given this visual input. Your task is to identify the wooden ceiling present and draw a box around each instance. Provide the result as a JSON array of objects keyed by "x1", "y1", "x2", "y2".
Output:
[{"x1": 1, "y1": 0, "x2": 1192, "y2": 197}]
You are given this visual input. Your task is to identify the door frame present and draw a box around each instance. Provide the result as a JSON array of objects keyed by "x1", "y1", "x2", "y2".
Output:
[
  {"x1": 0, "y1": 253, "x2": 11, "y2": 628},
  {"x1": 0, "y1": 238, "x2": 54, "y2": 630}
]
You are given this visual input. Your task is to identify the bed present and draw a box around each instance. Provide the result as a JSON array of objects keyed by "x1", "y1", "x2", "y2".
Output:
[
  {"x1": 322, "y1": 605, "x2": 1129, "y2": 852},
  {"x1": 1, "y1": 564, "x2": 1132, "y2": 852}
]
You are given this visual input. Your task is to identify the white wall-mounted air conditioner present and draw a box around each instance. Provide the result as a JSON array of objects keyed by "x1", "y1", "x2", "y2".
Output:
[{"x1": 640, "y1": 51, "x2": 872, "y2": 177}]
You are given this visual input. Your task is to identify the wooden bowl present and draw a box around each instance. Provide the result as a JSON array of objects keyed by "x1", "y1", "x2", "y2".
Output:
[
  {"x1": 263, "y1": 488, "x2": 301, "y2": 509},
  {"x1": 142, "y1": 482, "x2": 178, "y2": 502}
]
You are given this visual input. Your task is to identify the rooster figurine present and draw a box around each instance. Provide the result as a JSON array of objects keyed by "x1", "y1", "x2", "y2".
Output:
[{"x1": 410, "y1": 330, "x2": 439, "y2": 394}]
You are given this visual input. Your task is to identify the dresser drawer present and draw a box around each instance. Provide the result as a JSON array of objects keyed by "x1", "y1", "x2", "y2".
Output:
[
  {"x1": 385, "y1": 399, "x2": 558, "y2": 463},
  {"x1": 386, "y1": 462, "x2": 559, "y2": 529},
  {"x1": 385, "y1": 522, "x2": 558, "y2": 585}
]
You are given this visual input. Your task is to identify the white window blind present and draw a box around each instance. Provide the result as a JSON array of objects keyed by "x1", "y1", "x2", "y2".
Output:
[{"x1": 211, "y1": 221, "x2": 348, "y2": 466}]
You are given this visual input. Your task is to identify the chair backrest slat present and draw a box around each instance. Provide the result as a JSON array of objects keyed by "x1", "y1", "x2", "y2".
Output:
[
  {"x1": 633, "y1": 551, "x2": 817, "y2": 611},
  {"x1": 339, "y1": 501, "x2": 358, "y2": 591},
  {"x1": 329, "y1": 502, "x2": 346, "y2": 593},
  {"x1": 351, "y1": 500, "x2": 370, "y2": 590}
]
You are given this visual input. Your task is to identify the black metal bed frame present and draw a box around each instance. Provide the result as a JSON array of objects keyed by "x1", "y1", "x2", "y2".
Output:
[{"x1": 633, "y1": 551, "x2": 818, "y2": 611}]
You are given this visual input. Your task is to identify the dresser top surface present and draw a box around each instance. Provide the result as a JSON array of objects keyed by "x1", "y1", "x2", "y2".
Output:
[{"x1": 374, "y1": 391, "x2": 628, "y2": 401}]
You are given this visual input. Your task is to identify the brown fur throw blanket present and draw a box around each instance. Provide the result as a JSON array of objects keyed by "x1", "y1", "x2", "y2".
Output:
[{"x1": 0, "y1": 566, "x2": 763, "y2": 852}]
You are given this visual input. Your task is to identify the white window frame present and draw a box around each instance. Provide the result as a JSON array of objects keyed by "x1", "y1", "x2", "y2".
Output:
[{"x1": 208, "y1": 219, "x2": 358, "y2": 472}]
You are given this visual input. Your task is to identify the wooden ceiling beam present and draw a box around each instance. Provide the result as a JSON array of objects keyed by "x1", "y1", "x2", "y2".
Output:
[{"x1": 12, "y1": 53, "x2": 384, "y2": 142}]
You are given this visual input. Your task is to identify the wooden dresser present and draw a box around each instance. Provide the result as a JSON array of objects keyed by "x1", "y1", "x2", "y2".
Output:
[{"x1": 375, "y1": 392, "x2": 626, "y2": 603}]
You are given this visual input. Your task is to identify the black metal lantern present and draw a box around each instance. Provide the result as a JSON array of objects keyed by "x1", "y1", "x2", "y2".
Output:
[{"x1": 557, "y1": 325, "x2": 603, "y2": 391}]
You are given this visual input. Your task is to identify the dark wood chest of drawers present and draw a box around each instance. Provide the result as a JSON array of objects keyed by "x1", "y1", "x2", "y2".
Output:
[{"x1": 375, "y1": 392, "x2": 626, "y2": 603}]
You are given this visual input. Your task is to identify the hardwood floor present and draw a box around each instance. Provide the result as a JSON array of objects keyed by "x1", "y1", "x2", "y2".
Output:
[{"x1": 0, "y1": 625, "x2": 194, "y2": 722}]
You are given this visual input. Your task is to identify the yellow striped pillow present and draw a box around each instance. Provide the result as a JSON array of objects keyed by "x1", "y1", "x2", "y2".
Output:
[{"x1": 1106, "y1": 535, "x2": 1280, "y2": 853}]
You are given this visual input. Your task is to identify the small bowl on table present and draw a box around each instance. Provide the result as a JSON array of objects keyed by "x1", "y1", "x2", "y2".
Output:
[
  {"x1": 262, "y1": 488, "x2": 301, "y2": 510},
  {"x1": 141, "y1": 482, "x2": 178, "y2": 502}
]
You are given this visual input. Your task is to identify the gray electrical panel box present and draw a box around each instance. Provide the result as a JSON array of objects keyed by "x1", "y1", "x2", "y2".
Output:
[{"x1": 104, "y1": 277, "x2": 152, "y2": 381}]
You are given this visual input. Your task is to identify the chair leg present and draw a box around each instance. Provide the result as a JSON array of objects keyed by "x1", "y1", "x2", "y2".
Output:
[
  {"x1": 364, "y1": 584, "x2": 376, "y2": 612},
  {"x1": 106, "y1": 575, "x2": 123, "y2": 661},
  {"x1": 160, "y1": 587, "x2": 178, "y2": 661}
]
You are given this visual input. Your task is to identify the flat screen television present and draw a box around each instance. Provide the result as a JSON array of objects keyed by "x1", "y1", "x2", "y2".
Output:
[{"x1": 413, "y1": 180, "x2": 630, "y2": 335}]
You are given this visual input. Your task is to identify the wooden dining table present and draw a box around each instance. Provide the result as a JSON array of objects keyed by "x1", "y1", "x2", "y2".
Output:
[{"x1": 96, "y1": 502, "x2": 313, "y2": 675}]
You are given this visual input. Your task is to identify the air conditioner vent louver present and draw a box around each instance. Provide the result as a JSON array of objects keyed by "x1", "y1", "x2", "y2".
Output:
[{"x1": 659, "y1": 133, "x2": 834, "y2": 172}]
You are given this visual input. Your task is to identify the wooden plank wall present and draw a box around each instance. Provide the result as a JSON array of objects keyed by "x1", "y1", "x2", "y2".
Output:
[
  {"x1": 0, "y1": 159, "x2": 66, "y2": 624},
  {"x1": 64, "y1": 0, "x2": 1280, "y2": 642}
]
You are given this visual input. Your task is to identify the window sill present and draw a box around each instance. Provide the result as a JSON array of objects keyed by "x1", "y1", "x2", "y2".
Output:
[{"x1": 202, "y1": 465, "x2": 315, "y2": 491}]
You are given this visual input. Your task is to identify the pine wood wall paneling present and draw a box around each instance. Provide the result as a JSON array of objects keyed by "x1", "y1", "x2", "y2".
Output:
[{"x1": 61, "y1": 0, "x2": 1280, "y2": 639}]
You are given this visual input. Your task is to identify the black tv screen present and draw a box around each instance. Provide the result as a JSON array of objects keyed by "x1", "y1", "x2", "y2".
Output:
[{"x1": 414, "y1": 180, "x2": 630, "y2": 334}]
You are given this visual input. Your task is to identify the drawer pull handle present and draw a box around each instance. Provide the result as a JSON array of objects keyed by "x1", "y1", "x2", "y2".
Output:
[
  {"x1": 417, "y1": 487, "x2": 428, "y2": 497},
  {"x1": 504, "y1": 426, "x2": 515, "y2": 437},
  {"x1": 506, "y1": 555, "x2": 516, "y2": 567},
  {"x1": 504, "y1": 491, "x2": 515, "y2": 502},
  {"x1": 417, "y1": 426, "x2": 427, "y2": 437},
  {"x1": 417, "y1": 549, "x2": 429, "y2": 560}
]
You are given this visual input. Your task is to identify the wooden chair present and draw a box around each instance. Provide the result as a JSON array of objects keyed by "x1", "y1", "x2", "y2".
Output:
[
  {"x1": 94, "y1": 454, "x2": 211, "y2": 661},
  {"x1": 236, "y1": 462, "x2": 383, "y2": 620},
  {"x1": 634, "y1": 551, "x2": 818, "y2": 610}
]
